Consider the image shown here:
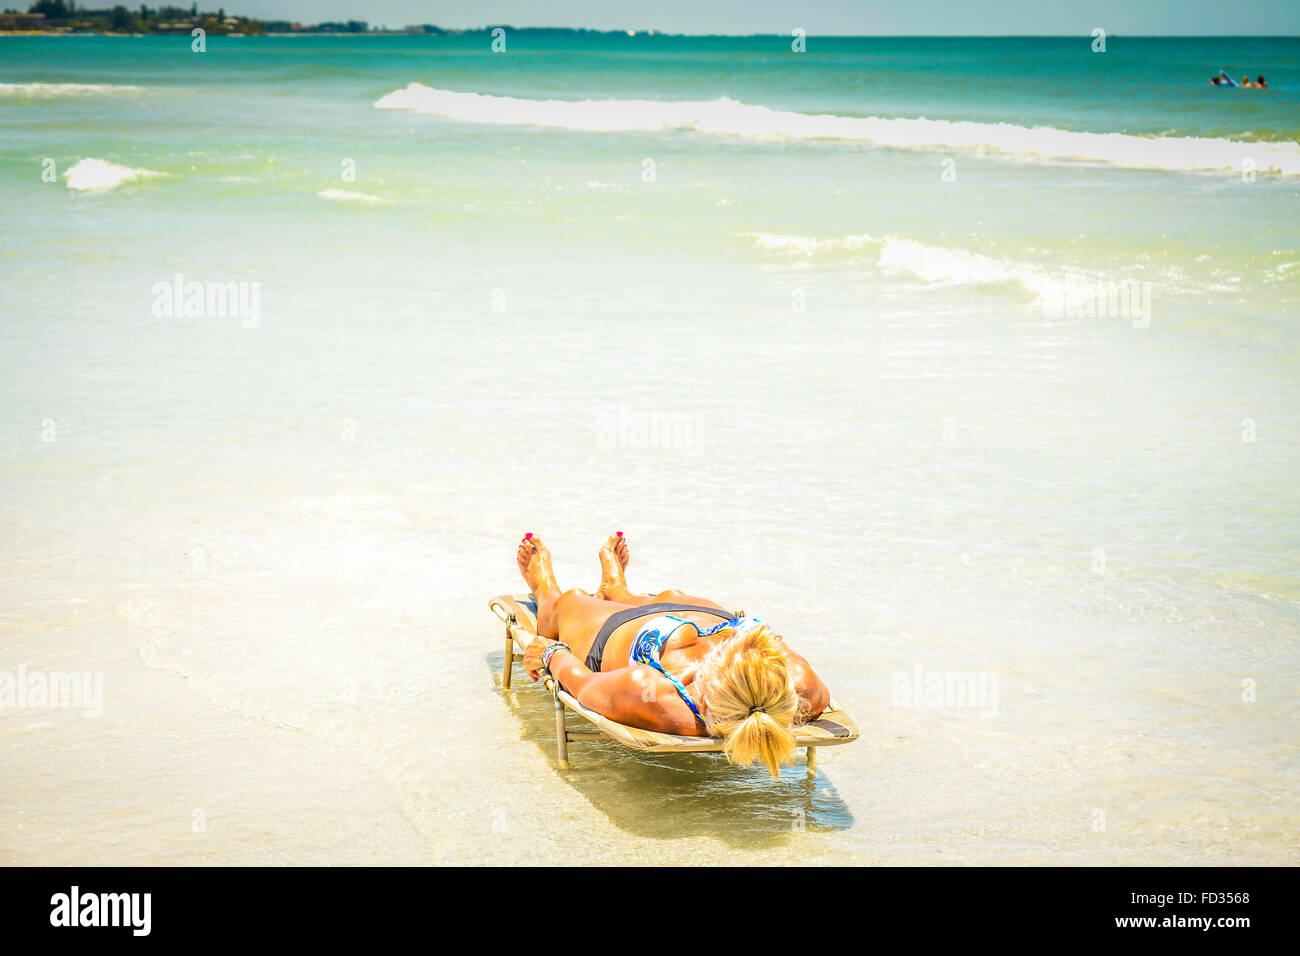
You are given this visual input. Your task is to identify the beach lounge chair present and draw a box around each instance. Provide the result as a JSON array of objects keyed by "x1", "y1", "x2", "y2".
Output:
[{"x1": 490, "y1": 594, "x2": 859, "y2": 774}]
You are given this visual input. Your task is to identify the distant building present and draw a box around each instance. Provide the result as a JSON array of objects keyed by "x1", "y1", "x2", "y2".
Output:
[{"x1": 0, "y1": 12, "x2": 47, "y2": 30}]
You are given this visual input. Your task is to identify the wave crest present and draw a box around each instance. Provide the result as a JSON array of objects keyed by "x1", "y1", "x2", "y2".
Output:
[
  {"x1": 878, "y1": 237, "x2": 1095, "y2": 308},
  {"x1": 747, "y1": 231, "x2": 1108, "y2": 311},
  {"x1": 375, "y1": 83, "x2": 1300, "y2": 175},
  {"x1": 317, "y1": 188, "x2": 392, "y2": 204},
  {"x1": 0, "y1": 82, "x2": 145, "y2": 97},
  {"x1": 746, "y1": 231, "x2": 877, "y2": 255},
  {"x1": 64, "y1": 157, "x2": 162, "y2": 192}
]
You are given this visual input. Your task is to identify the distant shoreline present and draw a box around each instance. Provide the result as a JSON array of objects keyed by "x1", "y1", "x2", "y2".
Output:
[
  {"x1": 0, "y1": 31, "x2": 1294, "y2": 39},
  {"x1": 1, "y1": 29, "x2": 1297, "y2": 38},
  {"x1": 0, "y1": 27, "x2": 1294, "y2": 39}
]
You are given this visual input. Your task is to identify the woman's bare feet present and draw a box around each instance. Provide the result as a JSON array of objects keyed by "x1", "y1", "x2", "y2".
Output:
[
  {"x1": 517, "y1": 533, "x2": 560, "y2": 599},
  {"x1": 594, "y1": 532, "x2": 632, "y2": 601}
]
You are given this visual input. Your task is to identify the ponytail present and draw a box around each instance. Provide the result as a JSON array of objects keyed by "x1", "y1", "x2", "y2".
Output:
[{"x1": 696, "y1": 625, "x2": 800, "y2": 777}]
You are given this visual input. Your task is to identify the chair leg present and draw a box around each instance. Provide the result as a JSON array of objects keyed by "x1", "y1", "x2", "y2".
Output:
[
  {"x1": 806, "y1": 746, "x2": 817, "y2": 776},
  {"x1": 554, "y1": 694, "x2": 570, "y2": 770},
  {"x1": 502, "y1": 630, "x2": 514, "y2": 690}
]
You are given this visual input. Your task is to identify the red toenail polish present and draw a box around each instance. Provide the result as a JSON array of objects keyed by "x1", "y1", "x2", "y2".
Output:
[
  {"x1": 616, "y1": 531, "x2": 623, "y2": 537},
  {"x1": 525, "y1": 533, "x2": 533, "y2": 539}
]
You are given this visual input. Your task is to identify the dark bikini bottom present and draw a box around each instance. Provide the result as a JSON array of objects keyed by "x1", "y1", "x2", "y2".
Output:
[{"x1": 584, "y1": 603, "x2": 734, "y2": 672}]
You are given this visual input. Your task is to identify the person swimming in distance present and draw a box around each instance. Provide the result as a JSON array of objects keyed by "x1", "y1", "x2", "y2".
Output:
[
  {"x1": 1241, "y1": 76, "x2": 1255, "y2": 88},
  {"x1": 515, "y1": 532, "x2": 830, "y2": 776},
  {"x1": 1209, "y1": 75, "x2": 1222, "y2": 86},
  {"x1": 1257, "y1": 75, "x2": 1268, "y2": 88}
]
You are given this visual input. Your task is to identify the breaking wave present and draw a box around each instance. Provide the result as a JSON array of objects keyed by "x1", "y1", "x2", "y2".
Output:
[{"x1": 375, "y1": 84, "x2": 1300, "y2": 175}]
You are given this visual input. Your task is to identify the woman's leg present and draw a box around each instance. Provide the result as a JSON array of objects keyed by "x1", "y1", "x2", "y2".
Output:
[
  {"x1": 516, "y1": 534, "x2": 733, "y2": 662},
  {"x1": 517, "y1": 535, "x2": 639, "y2": 661},
  {"x1": 592, "y1": 532, "x2": 730, "y2": 613}
]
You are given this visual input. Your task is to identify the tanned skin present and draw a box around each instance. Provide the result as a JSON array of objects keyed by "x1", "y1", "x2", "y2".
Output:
[{"x1": 516, "y1": 533, "x2": 829, "y2": 735}]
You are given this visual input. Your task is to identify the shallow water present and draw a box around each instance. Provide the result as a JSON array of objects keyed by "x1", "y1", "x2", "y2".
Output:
[{"x1": 1, "y1": 34, "x2": 1297, "y2": 865}]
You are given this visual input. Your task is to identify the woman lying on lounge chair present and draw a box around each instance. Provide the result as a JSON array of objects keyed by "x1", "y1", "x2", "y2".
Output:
[{"x1": 516, "y1": 533, "x2": 830, "y2": 776}]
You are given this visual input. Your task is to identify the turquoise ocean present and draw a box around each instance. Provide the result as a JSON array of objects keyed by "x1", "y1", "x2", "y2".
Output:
[{"x1": 1, "y1": 34, "x2": 1297, "y2": 864}]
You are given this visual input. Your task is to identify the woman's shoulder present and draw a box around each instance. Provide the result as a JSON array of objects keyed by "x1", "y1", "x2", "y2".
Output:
[{"x1": 578, "y1": 665, "x2": 709, "y2": 736}]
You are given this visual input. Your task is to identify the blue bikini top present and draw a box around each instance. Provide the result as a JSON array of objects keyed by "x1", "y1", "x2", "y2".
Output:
[{"x1": 628, "y1": 615, "x2": 764, "y2": 725}]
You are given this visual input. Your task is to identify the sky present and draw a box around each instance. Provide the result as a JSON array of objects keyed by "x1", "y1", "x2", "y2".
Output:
[{"x1": 224, "y1": 0, "x2": 1300, "y2": 35}]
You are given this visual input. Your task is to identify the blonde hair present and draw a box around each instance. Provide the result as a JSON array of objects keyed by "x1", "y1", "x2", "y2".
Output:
[{"x1": 695, "y1": 624, "x2": 802, "y2": 777}]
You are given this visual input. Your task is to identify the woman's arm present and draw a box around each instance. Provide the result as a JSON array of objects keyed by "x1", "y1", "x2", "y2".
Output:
[
  {"x1": 521, "y1": 636, "x2": 704, "y2": 735},
  {"x1": 521, "y1": 635, "x2": 600, "y2": 693},
  {"x1": 783, "y1": 647, "x2": 830, "y2": 721}
]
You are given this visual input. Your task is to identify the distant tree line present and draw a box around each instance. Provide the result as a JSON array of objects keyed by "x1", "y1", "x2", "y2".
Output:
[
  {"x1": 17, "y1": 2, "x2": 267, "y2": 33},
  {"x1": 6, "y1": 6, "x2": 665, "y2": 35},
  {"x1": 14, "y1": 3, "x2": 381, "y2": 33}
]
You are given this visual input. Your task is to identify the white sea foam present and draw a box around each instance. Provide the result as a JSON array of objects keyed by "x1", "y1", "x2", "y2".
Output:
[
  {"x1": 748, "y1": 230, "x2": 1109, "y2": 311},
  {"x1": 878, "y1": 237, "x2": 1103, "y2": 312},
  {"x1": 747, "y1": 231, "x2": 877, "y2": 255},
  {"x1": 64, "y1": 157, "x2": 162, "y2": 192},
  {"x1": 317, "y1": 188, "x2": 392, "y2": 204},
  {"x1": 0, "y1": 82, "x2": 145, "y2": 97},
  {"x1": 375, "y1": 84, "x2": 1300, "y2": 175},
  {"x1": 1264, "y1": 260, "x2": 1299, "y2": 283}
]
